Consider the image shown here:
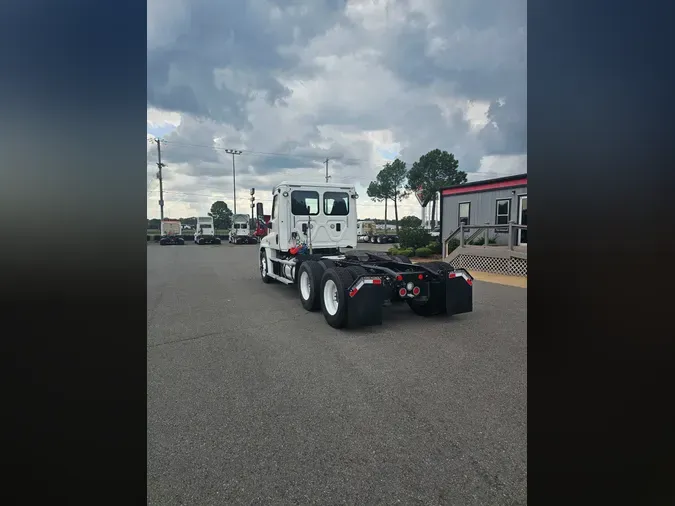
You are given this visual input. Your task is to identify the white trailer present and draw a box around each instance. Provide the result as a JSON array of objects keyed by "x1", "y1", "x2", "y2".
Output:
[
  {"x1": 194, "y1": 216, "x2": 221, "y2": 245},
  {"x1": 258, "y1": 181, "x2": 474, "y2": 329}
]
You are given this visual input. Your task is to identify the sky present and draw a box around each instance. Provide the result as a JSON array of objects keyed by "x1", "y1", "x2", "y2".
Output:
[{"x1": 147, "y1": 0, "x2": 526, "y2": 220}]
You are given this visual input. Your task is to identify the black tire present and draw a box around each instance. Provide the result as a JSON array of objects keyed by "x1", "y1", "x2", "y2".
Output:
[
  {"x1": 198, "y1": 239, "x2": 205, "y2": 245},
  {"x1": 214, "y1": 238, "x2": 221, "y2": 245},
  {"x1": 260, "y1": 249, "x2": 272, "y2": 284},
  {"x1": 297, "y1": 260, "x2": 324, "y2": 311},
  {"x1": 345, "y1": 265, "x2": 367, "y2": 280},
  {"x1": 320, "y1": 267, "x2": 353, "y2": 329},
  {"x1": 318, "y1": 259, "x2": 336, "y2": 271},
  {"x1": 393, "y1": 254, "x2": 412, "y2": 264}
]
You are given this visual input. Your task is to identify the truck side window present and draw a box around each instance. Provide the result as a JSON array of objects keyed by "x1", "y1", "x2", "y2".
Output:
[
  {"x1": 291, "y1": 191, "x2": 319, "y2": 215},
  {"x1": 271, "y1": 195, "x2": 278, "y2": 219},
  {"x1": 323, "y1": 191, "x2": 349, "y2": 216}
]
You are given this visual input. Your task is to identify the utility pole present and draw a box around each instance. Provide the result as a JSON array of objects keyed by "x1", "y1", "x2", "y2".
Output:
[
  {"x1": 324, "y1": 158, "x2": 330, "y2": 183},
  {"x1": 225, "y1": 149, "x2": 243, "y2": 213},
  {"x1": 154, "y1": 138, "x2": 166, "y2": 222}
]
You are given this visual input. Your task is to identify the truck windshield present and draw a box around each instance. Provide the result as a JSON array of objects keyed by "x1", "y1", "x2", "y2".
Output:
[{"x1": 200, "y1": 224, "x2": 212, "y2": 229}]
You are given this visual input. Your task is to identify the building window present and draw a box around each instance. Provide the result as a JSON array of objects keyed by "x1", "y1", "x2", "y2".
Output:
[
  {"x1": 495, "y1": 198, "x2": 511, "y2": 232},
  {"x1": 323, "y1": 191, "x2": 349, "y2": 216},
  {"x1": 271, "y1": 194, "x2": 278, "y2": 219},
  {"x1": 458, "y1": 202, "x2": 470, "y2": 226},
  {"x1": 291, "y1": 190, "x2": 319, "y2": 215}
]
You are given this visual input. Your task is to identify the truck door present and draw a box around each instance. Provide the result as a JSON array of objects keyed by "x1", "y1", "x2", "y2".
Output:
[{"x1": 267, "y1": 193, "x2": 280, "y2": 247}]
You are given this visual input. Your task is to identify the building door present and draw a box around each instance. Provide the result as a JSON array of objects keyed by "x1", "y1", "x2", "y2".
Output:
[{"x1": 517, "y1": 195, "x2": 527, "y2": 246}]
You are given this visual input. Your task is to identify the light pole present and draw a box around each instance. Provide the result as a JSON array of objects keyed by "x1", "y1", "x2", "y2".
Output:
[{"x1": 225, "y1": 149, "x2": 242, "y2": 213}]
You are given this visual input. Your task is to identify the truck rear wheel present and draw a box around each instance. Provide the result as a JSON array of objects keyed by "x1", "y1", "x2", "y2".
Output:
[
  {"x1": 420, "y1": 261, "x2": 452, "y2": 274},
  {"x1": 320, "y1": 267, "x2": 353, "y2": 329},
  {"x1": 297, "y1": 260, "x2": 323, "y2": 311},
  {"x1": 345, "y1": 265, "x2": 367, "y2": 280},
  {"x1": 318, "y1": 259, "x2": 335, "y2": 271}
]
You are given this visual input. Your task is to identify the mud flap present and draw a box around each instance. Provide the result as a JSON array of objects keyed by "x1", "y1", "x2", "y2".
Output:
[
  {"x1": 445, "y1": 275, "x2": 473, "y2": 316},
  {"x1": 346, "y1": 284, "x2": 385, "y2": 327}
]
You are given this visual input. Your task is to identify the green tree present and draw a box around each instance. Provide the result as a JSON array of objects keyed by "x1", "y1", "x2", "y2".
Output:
[
  {"x1": 406, "y1": 149, "x2": 467, "y2": 228},
  {"x1": 366, "y1": 179, "x2": 390, "y2": 233},
  {"x1": 375, "y1": 159, "x2": 409, "y2": 233},
  {"x1": 209, "y1": 201, "x2": 233, "y2": 229},
  {"x1": 399, "y1": 215, "x2": 422, "y2": 228}
]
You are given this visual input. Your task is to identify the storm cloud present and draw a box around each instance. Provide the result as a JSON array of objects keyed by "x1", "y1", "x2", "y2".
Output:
[{"x1": 147, "y1": 0, "x2": 526, "y2": 217}]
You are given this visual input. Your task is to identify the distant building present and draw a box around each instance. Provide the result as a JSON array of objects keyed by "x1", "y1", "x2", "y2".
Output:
[{"x1": 440, "y1": 173, "x2": 527, "y2": 247}]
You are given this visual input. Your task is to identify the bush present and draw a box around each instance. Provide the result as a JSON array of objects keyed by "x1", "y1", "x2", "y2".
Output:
[
  {"x1": 446, "y1": 238, "x2": 460, "y2": 253},
  {"x1": 470, "y1": 236, "x2": 497, "y2": 246},
  {"x1": 398, "y1": 227, "x2": 432, "y2": 250},
  {"x1": 426, "y1": 242, "x2": 442, "y2": 255},
  {"x1": 387, "y1": 247, "x2": 399, "y2": 255},
  {"x1": 415, "y1": 247, "x2": 433, "y2": 258},
  {"x1": 396, "y1": 248, "x2": 414, "y2": 257}
]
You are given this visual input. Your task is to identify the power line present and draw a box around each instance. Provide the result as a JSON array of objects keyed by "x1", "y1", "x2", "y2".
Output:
[
  {"x1": 161, "y1": 139, "x2": 370, "y2": 165},
  {"x1": 156, "y1": 140, "x2": 520, "y2": 179}
]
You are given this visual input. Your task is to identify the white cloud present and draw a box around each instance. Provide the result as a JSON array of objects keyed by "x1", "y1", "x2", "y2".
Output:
[{"x1": 147, "y1": 0, "x2": 526, "y2": 219}]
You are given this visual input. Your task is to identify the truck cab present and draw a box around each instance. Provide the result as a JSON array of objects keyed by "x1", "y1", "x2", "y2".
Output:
[
  {"x1": 261, "y1": 182, "x2": 358, "y2": 254},
  {"x1": 194, "y1": 216, "x2": 221, "y2": 245},
  {"x1": 159, "y1": 219, "x2": 184, "y2": 245},
  {"x1": 229, "y1": 214, "x2": 256, "y2": 244}
]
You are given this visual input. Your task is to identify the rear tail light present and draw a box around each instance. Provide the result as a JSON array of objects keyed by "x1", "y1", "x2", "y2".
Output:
[
  {"x1": 418, "y1": 274, "x2": 423, "y2": 280},
  {"x1": 373, "y1": 278, "x2": 382, "y2": 285},
  {"x1": 396, "y1": 275, "x2": 403, "y2": 281},
  {"x1": 412, "y1": 286, "x2": 421, "y2": 296},
  {"x1": 448, "y1": 271, "x2": 473, "y2": 286},
  {"x1": 398, "y1": 288, "x2": 407, "y2": 297}
]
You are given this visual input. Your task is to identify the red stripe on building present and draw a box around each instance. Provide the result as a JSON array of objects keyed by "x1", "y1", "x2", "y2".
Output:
[{"x1": 442, "y1": 177, "x2": 527, "y2": 196}]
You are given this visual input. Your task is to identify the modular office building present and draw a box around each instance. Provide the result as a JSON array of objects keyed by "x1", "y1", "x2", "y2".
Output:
[{"x1": 440, "y1": 173, "x2": 528, "y2": 247}]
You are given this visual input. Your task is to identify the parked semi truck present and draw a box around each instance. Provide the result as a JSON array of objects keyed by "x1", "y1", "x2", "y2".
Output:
[
  {"x1": 258, "y1": 181, "x2": 473, "y2": 329},
  {"x1": 159, "y1": 219, "x2": 185, "y2": 245},
  {"x1": 356, "y1": 220, "x2": 399, "y2": 244},
  {"x1": 229, "y1": 214, "x2": 257, "y2": 244},
  {"x1": 194, "y1": 216, "x2": 221, "y2": 245}
]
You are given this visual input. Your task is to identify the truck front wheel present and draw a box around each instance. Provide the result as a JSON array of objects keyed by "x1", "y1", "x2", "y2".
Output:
[{"x1": 260, "y1": 249, "x2": 272, "y2": 284}]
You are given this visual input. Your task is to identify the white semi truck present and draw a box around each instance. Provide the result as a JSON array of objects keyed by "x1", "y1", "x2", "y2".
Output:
[
  {"x1": 229, "y1": 214, "x2": 257, "y2": 244},
  {"x1": 258, "y1": 181, "x2": 474, "y2": 329},
  {"x1": 194, "y1": 216, "x2": 221, "y2": 245},
  {"x1": 159, "y1": 219, "x2": 184, "y2": 245},
  {"x1": 356, "y1": 220, "x2": 399, "y2": 244}
]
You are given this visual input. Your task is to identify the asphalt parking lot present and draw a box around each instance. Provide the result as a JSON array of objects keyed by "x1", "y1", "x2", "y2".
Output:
[{"x1": 147, "y1": 241, "x2": 527, "y2": 505}]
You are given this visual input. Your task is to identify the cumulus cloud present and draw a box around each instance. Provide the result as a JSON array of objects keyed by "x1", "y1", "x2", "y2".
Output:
[{"x1": 147, "y1": 0, "x2": 526, "y2": 219}]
